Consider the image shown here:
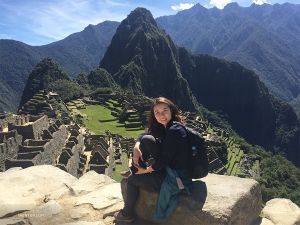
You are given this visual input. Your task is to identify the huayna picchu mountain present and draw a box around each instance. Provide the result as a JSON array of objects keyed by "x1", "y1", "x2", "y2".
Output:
[
  {"x1": 99, "y1": 7, "x2": 300, "y2": 167},
  {"x1": 100, "y1": 8, "x2": 197, "y2": 112}
]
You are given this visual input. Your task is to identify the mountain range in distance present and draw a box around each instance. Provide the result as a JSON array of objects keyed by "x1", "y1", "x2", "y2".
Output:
[{"x1": 0, "y1": 2, "x2": 300, "y2": 115}]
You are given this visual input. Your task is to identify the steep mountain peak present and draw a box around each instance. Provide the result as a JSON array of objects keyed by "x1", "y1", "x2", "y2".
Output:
[
  {"x1": 99, "y1": 7, "x2": 196, "y2": 111},
  {"x1": 127, "y1": 7, "x2": 156, "y2": 22},
  {"x1": 189, "y1": 3, "x2": 207, "y2": 11},
  {"x1": 99, "y1": 7, "x2": 178, "y2": 76},
  {"x1": 18, "y1": 57, "x2": 70, "y2": 110},
  {"x1": 122, "y1": 7, "x2": 158, "y2": 34},
  {"x1": 224, "y1": 2, "x2": 240, "y2": 11}
]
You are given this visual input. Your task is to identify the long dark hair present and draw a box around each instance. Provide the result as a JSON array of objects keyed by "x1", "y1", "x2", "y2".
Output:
[{"x1": 147, "y1": 97, "x2": 184, "y2": 138}]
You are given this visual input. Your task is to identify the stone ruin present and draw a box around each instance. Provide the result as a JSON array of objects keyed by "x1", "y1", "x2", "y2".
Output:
[
  {"x1": 84, "y1": 134, "x2": 110, "y2": 175},
  {"x1": 18, "y1": 90, "x2": 58, "y2": 117},
  {"x1": 0, "y1": 114, "x2": 85, "y2": 178},
  {"x1": 0, "y1": 93, "x2": 249, "y2": 180}
]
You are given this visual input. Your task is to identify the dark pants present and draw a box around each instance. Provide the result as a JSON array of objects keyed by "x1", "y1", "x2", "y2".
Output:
[{"x1": 123, "y1": 135, "x2": 166, "y2": 216}]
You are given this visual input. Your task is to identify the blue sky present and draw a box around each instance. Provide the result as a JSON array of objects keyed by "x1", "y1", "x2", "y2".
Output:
[{"x1": 0, "y1": 0, "x2": 299, "y2": 46}]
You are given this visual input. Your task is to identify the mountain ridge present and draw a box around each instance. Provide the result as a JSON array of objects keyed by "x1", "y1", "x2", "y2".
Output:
[{"x1": 156, "y1": 2, "x2": 300, "y2": 103}]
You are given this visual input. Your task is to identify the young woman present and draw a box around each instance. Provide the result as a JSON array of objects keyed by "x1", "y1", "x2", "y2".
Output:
[{"x1": 114, "y1": 97, "x2": 193, "y2": 222}]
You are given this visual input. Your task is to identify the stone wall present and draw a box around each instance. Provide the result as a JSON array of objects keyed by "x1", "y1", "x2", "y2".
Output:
[
  {"x1": 56, "y1": 124, "x2": 84, "y2": 178},
  {"x1": 43, "y1": 124, "x2": 68, "y2": 165},
  {"x1": 0, "y1": 114, "x2": 17, "y2": 130},
  {"x1": 0, "y1": 130, "x2": 22, "y2": 171},
  {"x1": 86, "y1": 136, "x2": 111, "y2": 176},
  {"x1": 5, "y1": 122, "x2": 68, "y2": 170},
  {"x1": 8, "y1": 115, "x2": 49, "y2": 140}
]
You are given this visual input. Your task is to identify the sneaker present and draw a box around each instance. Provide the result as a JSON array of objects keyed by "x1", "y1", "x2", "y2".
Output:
[
  {"x1": 120, "y1": 170, "x2": 131, "y2": 179},
  {"x1": 114, "y1": 210, "x2": 134, "y2": 222}
]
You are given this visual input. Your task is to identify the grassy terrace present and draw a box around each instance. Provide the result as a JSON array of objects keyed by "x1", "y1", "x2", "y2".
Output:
[
  {"x1": 225, "y1": 142, "x2": 244, "y2": 176},
  {"x1": 78, "y1": 104, "x2": 144, "y2": 138}
]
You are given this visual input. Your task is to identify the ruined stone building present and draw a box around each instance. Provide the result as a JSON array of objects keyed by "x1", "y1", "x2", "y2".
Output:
[
  {"x1": 0, "y1": 114, "x2": 87, "y2": 178},
  {"x1": 84, "y1": 134, "x2": 110, "y2": 175}
]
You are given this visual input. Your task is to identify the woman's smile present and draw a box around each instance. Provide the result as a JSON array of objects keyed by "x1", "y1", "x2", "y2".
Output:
[{"x1": 153, "y1": 103, "x2": 172, "y2": 127}]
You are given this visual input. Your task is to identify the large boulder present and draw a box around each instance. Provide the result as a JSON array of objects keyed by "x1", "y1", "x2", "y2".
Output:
[
  {"x1": 121, "y1": 173, "x2": 262, "y2": 225},
  {"x1": 0, "y1": 165, "x2": 77, "y2": 218},
  {"x1": 260, "y1": 198, "x2": 300, "y2": 225},
  {"x1": 0, "y1": 165, "x2": 123, "y2": 225}
]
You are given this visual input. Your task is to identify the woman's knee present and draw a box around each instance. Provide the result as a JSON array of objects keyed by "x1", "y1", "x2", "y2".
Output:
[
  {"x1": 141, "y1": 135, "x2": 156, "y2": 144},
  {"x1": 127, "y1": 174, "x2": 143, "y2": 187},
  {"x1": 140, "y1": 135, "x2": 161, "y2": 159}
]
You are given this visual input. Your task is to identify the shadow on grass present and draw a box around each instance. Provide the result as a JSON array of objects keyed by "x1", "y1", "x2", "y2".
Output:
[{"x1": 126, "y1": 128, "x2": 144, "y2": 131}]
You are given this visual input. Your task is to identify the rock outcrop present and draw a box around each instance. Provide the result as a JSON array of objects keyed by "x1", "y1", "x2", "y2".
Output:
[
  {"x1": 121, "y1": 173, "x2": 262, "y2": 225},
  {"x1": 1, "y1": 165, "x2": 299, "y2": 225}
]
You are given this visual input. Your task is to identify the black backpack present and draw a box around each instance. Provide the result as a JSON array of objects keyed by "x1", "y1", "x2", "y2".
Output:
[{"x1": 174, "y1": 122, "x2": 210, "y2": 179}]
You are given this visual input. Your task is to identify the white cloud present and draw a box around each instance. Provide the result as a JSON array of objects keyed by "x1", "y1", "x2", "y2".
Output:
[
  {"x1": 171, "y1": 3, "x2": 194, "y2": 11},
  {"x1": 209, "y1": 0, "x2": 232, "y2": 9},
  {"x1": 0, "y1": 0, "x2": 133, "y2": 42},
  {"x1": 0, "y1": 33, "x2": 16, "y2": 39},
  {"x1": 252, "y1": 0, "x2": 270, "y2": 5}
]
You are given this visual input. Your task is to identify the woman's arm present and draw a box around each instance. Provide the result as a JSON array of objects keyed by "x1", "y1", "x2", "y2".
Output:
[
  {"x1": 133, "y1": 141, "x2": 144, "y2": 166},
  {"x1": 134, "y1": 165, "x2": 154, "y2": 174}
]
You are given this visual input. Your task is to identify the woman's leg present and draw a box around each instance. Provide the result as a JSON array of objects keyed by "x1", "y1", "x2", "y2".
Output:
[
  {"x1": 121, "y1": 135, "x2": 164, "y2": 217},
  {"x1": 130, "y1": 135, "x2": 161, "y2": 174},
  {"x1": 139, "y1": 135, "x2": 162, "y2": 162},
  {"x1": 122, "y1": 169, "x2": 165, "y2": 216}
]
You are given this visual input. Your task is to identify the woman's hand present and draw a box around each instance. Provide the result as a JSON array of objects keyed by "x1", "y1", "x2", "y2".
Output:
[
  {"x1": 134, "y1": 165, "x2": 154, "y2": 174},
  {"x1": 133, "y1": 142, "x2": 144, "y2": 166}
]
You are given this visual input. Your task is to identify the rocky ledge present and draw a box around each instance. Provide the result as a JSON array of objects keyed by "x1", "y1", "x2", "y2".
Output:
[{"x1": 0, "y1": 165, "x2": 299, "y2": 225}]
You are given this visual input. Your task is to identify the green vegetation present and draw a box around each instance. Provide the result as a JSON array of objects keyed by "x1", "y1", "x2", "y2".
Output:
[
  {"x1": 113, "y1": 164, "x2": 123, "y2": 182},
  {"x1": 235, "y1": 138, "x2": 300, "y2": 206},
  {"x1": 78, "y1": 104, "x2": 144, "y2": 138},
  {"x1": 51, "y1": 79, "x2": 83, "y2": 103},
  {"x1": 76, "y1": 67, "x2": 119, "y2": 94},
  {"x1": 258, "y1": 155, "x2": 300, "y2": 207},
  {"x1": 113, "y1": 152, "x2": 129, "y2": 182}
]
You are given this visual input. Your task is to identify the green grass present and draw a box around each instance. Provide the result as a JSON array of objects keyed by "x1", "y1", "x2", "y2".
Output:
[
  {"x1": 113, "y1": 152, "x2": 129, "y2": 182},
  {"x1": 78, "y1": 104, "x2": 144, "y2": 138},
  {"x1": 232, "y1": 163, "x2": 238, "y2": 176},
  {"x1": 113, "y1": 164, "x2": 123, "y2": 182}
]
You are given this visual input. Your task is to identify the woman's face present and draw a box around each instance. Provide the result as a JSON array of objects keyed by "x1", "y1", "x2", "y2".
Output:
[{"x1": 153, "y1": 103, "x2": 172, "y2": 128}]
